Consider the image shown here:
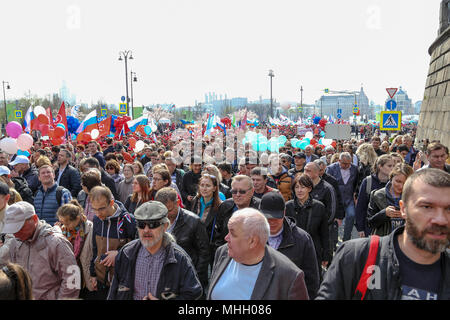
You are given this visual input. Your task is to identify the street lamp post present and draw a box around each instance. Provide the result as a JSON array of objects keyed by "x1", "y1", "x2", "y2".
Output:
[
  {"x1": 300, "y1": 85, "x2": 303, "y2": 120},
  {"x1": 2, "y1": 81, "x2": 10, "y2": 129},
  {"x1": 130, "y1": 71, "x2": 137, "y2": 118},
  {"x1": 118, "y1": 51, "x2": 133, "y2": 118},
  {"x1": 268, "y1": 70, "x2": 274, "y2": 118}
]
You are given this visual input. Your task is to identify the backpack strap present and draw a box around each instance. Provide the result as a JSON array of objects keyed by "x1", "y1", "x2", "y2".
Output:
[{"x1": 354, "y1": 235, "x2": 380, "y2": 300}]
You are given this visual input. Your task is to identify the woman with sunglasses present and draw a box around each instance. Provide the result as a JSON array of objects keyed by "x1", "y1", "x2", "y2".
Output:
[
  {"x1": 124, "y1": 175, "x2": 151, "y2": 214},
  {"x1": 189, "y1": 174, "x2": 223, "y2": 265}
]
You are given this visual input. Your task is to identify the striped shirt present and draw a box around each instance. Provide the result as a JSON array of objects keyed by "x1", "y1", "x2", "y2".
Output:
[{"x1": 133, "y1": 245, "x2": 166, "y2": 300}]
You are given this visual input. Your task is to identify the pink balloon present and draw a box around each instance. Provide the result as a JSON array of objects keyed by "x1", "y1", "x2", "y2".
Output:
[
  {"x1": 6, "y1": 121, "x2": 23, "y2": 138},
  {"x1": 17, "y1": 133, "x2": 34, "y2": 151}
]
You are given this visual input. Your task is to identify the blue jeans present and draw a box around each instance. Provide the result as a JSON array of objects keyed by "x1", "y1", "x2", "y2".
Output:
[{"x1": 343, "y1": 202, "x2": 356, "y2": 241}]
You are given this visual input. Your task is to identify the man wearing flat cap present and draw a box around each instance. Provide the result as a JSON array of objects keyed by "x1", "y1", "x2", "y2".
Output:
[
  {"x1": 107, "y1": 201, "x2": 203, "y2": 300},
  {"x1": 0, "y1": 201, "x2": 79, "y2": 300}
]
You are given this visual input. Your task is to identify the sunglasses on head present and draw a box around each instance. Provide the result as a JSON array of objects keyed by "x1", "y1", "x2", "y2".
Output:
[{"x1": 137, "y1": 220, "x2": 164, "y2": 229}]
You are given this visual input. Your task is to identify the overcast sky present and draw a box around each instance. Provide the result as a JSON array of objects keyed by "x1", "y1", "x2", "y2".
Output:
[{"x1": 0, "y1": 0, "x2": 440, "y2": 108}]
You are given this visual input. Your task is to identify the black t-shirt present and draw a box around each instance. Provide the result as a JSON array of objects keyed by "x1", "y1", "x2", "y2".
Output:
[{"x1": 394, "y1": 236, "x2": 442, "y2": 300}]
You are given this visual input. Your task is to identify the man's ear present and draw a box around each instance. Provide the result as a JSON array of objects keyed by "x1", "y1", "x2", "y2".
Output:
[{"x1": 399, "y1": 200, "x2": 407, "y2": 220}]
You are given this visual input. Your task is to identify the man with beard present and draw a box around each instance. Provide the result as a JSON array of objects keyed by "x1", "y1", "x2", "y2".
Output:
[
  {"x1": 107, "y1": 201, "x2": 203, "y2": 300},
  {"x1": 316, "y1": 168, "x2": 450, "y2": 300}
]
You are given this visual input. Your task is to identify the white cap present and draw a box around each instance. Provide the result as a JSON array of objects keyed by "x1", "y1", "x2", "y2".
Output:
[
  {"x1": 0, "y1": 166, "x2": 10, "y2": 176},
  {"x1": 9, "y1": 155, "x2": 30, "y2": 166}
]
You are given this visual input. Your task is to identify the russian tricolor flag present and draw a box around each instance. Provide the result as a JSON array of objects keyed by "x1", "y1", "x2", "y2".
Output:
[
  {"x1": 126, "y1": 115, "x2": 148, "y2": 132},
  {"x1": 23, "y1": 106, "x2": 34, "y2": 133},
  {"x1": 76, "y1": 110, "x2": 98, "y2": 135}
]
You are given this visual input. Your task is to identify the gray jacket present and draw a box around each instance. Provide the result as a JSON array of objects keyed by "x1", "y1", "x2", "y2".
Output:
[{"x1": 207, "y1": 244, "x2": 309, "y2": 300}]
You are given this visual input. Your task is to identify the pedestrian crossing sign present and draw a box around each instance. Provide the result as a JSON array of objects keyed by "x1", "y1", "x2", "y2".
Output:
[
  {"x1": 380, "y1": 111, "x2": 401, "y2": 131},
  {"x1": 119, "y1": 103, "x2": 127, "y2": 114},
  {"x1": 15, "y1": 110, "x2": 23, "y2": 119}
]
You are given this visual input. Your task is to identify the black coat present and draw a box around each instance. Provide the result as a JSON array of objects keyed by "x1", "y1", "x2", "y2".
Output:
[
  {"x1": 101, "y1": 169, "x2": 120, "y2": 201},
  {"x1": 181, "y1": 171, "x2": 201, "y2": 207},
  {"x1": 107, "y1": 239, "x2": 203, "y2": 300},
  {"x1": 277, "y1": 216, "x2": 320, "y2": 299},
  {"x1": 11, "y1": 176, "x2": 34, "y2": 204},
  {"x1": 170, "y1": 208, "x2": 210, "y2": 288},
  {"x1": 316, "y1": 226, "x2": 450, "y2": 300},
  {"x1": 286, "y1": 197, "x2": 331, "y2": 264},
  {"x1": 219, "y1": 183, "x2": 232, "y2": 199},
  {"x1": 55, "y1": 165, "x2": 82, "y2": 197}
]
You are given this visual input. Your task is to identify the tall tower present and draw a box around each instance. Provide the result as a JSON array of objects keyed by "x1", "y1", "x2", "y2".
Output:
[{"x1": 416, "y1": 0, "x2": 450, "y2": 147}]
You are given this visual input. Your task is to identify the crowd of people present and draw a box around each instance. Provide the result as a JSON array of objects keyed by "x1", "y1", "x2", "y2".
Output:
[{"x1": 0, "y1": 126, "x2": 449, "y2": 300}]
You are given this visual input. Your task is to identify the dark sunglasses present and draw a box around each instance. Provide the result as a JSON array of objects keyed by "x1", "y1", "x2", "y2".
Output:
[
  {"x1": 231, "y1": 188, "x2": 250, "y2": 195},
  {"x1": 137, "y1": 220, "x2": 164, "y2": 229}
]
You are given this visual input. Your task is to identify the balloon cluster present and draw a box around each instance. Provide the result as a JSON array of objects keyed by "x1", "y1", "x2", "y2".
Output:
[
  {"x1": 220, "y1": 117, "x2": 231, "y2": 127},
  {"x1": 66, "y1": 116, "x2": 81, "y2": 134},
  {"x1": 0, "y1": 121, "x2": 33, "y2": 155}
]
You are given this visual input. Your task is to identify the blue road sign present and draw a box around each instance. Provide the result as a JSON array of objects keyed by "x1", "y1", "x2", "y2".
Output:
[
  {"x1": 380, "y1": 111, "x2": 401, "y2": 131},
  {"x1": 121, "y1": 96, "x2": 126, "y2": 102},
  {"x1": 337, "y1": 108, "x2": 342, "y2": 114},
  {"x1": 337, "y1": 113, "x2": 342, "y2": 119},
  {"x1": 386, "y1": 99, "x2": 397, "y2": 110},
  {"x1": 119, "y1": 103, "x2": 127, "y2": 114}
]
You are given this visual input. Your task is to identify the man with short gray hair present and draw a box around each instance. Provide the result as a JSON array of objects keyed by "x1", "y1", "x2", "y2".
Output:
[{"x1": 208, "y1": 208, "x2": 309, "y2": 300}]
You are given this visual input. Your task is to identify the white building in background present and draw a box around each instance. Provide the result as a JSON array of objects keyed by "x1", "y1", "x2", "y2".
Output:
[{"x1": 414, "y1": 101, "x2": 422, "y2": 114}]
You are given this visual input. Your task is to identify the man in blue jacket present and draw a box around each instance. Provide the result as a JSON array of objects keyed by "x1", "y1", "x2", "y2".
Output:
[
  {"x1": 107, "y1": 201, "x2": 203, "y2": 300},
  {"x1": 326, "y1": 152, "x2": 359, "y2": 242}
]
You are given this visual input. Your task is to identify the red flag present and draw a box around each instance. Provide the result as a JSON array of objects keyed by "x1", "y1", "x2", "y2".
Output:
[
  {"x1": 46, "y1": 108, "x2": 55, "y2": 129},
  {"x1": 54, "y1": 102, "x2": 68, "y2": 132},
  {"x1": 98, "y1": 116, "x2": 112, "y2": 138}
]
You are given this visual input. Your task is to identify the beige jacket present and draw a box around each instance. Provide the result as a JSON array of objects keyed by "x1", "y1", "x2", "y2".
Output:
[
  {"x1": 79, "y1": 220, "x2": 94, "y2": 291},
  {"x1": 8, "y1": 220, "x2": 80, "y2": 300}
]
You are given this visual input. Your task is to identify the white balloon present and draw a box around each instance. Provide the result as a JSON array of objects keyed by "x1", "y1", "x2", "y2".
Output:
[
  {"x1": 91, "y1": 129, "x2": 99, "y2": 139},
  {"x1": 134, "y1": 140, "x2": 145, "y2": 152},
  {"x1": 305, "y1": 132, "x2": 314, "y2": 139},
  {"x1": 322, "y1": 139, "x2": 332, "y2": 146},
  {"x1": 33, "y1": 106, "x2": 46, "y2": 116},
  {"x1": 0, "y1": 137, "x2": 18, "y2": 154}
]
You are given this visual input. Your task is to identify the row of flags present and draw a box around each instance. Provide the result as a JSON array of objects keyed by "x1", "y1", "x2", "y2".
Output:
[{"x1": 22, "y1": 103, "x2": 160, "y2": 141}]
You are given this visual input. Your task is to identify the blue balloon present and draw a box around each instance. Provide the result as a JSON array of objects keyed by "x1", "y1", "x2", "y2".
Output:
[
  {"x1": 17, "y1": 150, "x2": 30, "y2": 157},
  {"x1": 320, "y1": 131, "x2": 326, "y2": 137},
  {"x1": 313, "y1": 116, "x2": 321, "y2": 125},
  {"x1": 144, "y1": 125, "x2": 152, "y2": 135},
  {"x1": 66, "y1": 116, "x2": 81, "y2": 134},
  {"x1": 278, "y1": 135, "x2": 287, "y2": 144}
]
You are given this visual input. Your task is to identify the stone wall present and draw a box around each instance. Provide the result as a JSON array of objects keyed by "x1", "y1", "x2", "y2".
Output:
[{"x1": 416, "y1": 26, "x2": 450, "y2": 148}]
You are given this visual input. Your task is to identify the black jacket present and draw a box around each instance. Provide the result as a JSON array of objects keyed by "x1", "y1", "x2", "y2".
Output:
[
  {"x1": 219, "y1": 183, "x2": 232, "y2": 199},
  {"x1": 367, "y1": 182, "x2": 399, "y2": 236},
  {"x1": 321, "y1": 172, "x2": 345, "y2": 221},
  {"x1": 11, "y1": 176, "x2": 34, "y2": 204},
  {"x1": 22, "y1": 166, "x2": 40, "y2": 195},
  {"x1": 286, "y1": 197, "x2": 331, "y2": 264},
  {"x1": 55, "y1": 165, "x2": 82, "y2": 197},
  {"x1": 101, "y1": 169, "x2": 120, "y2": 201},
  {"x1": 181, "y1": 171, "x2": 201, "y2": 207},
  {"x1": 355, "y1": 174, "x2": 388, "y2": 235},
  {"x1": 173, "y1": 169, "x2": 185, "y2": 199},
  {"x1": 310, "y1": 179, "x2": 341, "y2": 223},
  {"x1": 170, "y1": 208, "x2": 210, "y2": 288},
  {"x1": 215, "y1": 197, "x2": 261, "y2": 249},
  {"x1": 107, "y1": 238, "x2": 203, "y2": 300},
  {"x1": 316, "y1": 226, "x2": 450, "y2": 300},
  {"x1": 276, "y1": 216, "x2": 320, "y2": 299},
  {"x1": 102, "y1": 146, "x2": 115, "y2": 158},
  {"x1": 93, "y1": 151, "x2": 106, "y2": 169}
]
